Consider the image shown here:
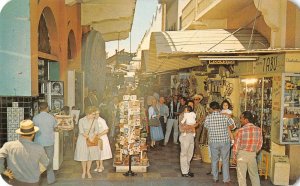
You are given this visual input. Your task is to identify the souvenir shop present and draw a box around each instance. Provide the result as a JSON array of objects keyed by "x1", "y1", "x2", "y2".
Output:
[{"x1": 144, "y1": 49, "x2": 300, "y2": 184}]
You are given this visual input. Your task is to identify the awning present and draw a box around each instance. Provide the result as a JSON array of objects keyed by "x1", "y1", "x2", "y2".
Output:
[{"x1": 147, "y1": 28, "x2": 269, "y2": 73}]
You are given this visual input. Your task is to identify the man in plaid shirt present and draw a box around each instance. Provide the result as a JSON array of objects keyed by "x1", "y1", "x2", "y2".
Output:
[
  {"x1": 233, "y1": 111, "x2": 263, "y2": 186},
  {"x1": 204, "y1": 101, "x2": 234, "y2": 183}
]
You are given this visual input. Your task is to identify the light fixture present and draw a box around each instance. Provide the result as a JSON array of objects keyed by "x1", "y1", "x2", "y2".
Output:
[{"x1": 241, "y1": 78, "x2": 258, "y2": 84}]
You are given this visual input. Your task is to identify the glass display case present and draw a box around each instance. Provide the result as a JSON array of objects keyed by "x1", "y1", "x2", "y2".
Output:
[
  {"x1": 240, "y1": 77, "x2": 272, "y2": 151},
  {"x1": 281, "y1": 73, "x2": 300, "y2": 144}
]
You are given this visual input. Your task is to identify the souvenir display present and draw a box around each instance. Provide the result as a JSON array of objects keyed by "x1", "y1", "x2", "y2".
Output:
[
  {"x1": 55, "y1": 115, "x2": 74, "y2": 130},
  {"x1": 240, "y1": 77, "x2": 273, "y2": 151},
  {"x1": 171, "y1": 73, "x2": 191, "y2": 97},
  {"x1": 40, "y1": 81, "x2": 64, "y2": 114},
  {"x1": 279, "y1": 74, "x2": 300, "y2": 143},
  {"x1": 114, "y1": 95, "x2": 149, "y2": 171}
]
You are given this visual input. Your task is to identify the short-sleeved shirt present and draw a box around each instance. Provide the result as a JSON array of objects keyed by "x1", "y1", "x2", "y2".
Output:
[
  {"x1": 204, "y1": 111, "x2": 234, "y2": 143},
  {"x1": 194, "y1": 103, "x2": 206, "y2": 121},
  {"x1": 181, "y1": 112, "x2": 196, "y2": 125},
  {"x1": 233, "y1": 123, "x2": 263, "y2": 160},
  {"x1": 33, "y1": 111, "x2": 57, "y2": 146},
  {"x1": 0, "y1": 138, "x2": 49, "y2": 183}
]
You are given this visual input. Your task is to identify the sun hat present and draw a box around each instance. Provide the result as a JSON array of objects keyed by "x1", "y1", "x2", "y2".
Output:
[
  {"x1": 15, "y1": 120, "x2": 39, "y2": 135},
  {"x1": 193, "y1": 94, "x2": 203, "y2": 99}
]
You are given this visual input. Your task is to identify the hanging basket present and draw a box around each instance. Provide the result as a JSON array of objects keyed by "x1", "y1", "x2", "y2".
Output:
[{"x1": 200, "y1": 144, "x2": 211, "y2": 163}]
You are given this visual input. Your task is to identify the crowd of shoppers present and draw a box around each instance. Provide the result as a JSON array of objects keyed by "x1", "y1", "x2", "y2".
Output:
[{"x1": 0, "y1": 91, "x2": 263, "y2": 185}]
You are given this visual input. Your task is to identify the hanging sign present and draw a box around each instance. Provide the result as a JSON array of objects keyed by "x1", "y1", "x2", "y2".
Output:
[
  {"x1": 208, "y1": 60, "x2": 235, "y2": 65},
  {"x1": 254, "y1": 54, "x2": 284, "y2": 73}
]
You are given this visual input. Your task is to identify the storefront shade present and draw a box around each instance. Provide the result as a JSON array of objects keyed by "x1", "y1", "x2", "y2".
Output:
[{"x1": 147, "y1": 28, "x2": 269, "y2": 73}]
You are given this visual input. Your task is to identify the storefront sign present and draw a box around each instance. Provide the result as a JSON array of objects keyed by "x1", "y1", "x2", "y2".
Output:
[
  {"x1": 255, "y1": 54, "x2": 284, "y2": 73},
  {"x1": 208, "y1": 60, "x2": 235, "y2": 65}
]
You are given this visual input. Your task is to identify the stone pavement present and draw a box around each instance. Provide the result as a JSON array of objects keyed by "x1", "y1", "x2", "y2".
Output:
[{"x1": 37, "y1": 142, "x2": 277, "y2": 186}]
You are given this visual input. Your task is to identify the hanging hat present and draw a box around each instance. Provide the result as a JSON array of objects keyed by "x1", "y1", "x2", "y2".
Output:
[{"x1": 15, "y1": 120, "x2": 39, "y2": 135}]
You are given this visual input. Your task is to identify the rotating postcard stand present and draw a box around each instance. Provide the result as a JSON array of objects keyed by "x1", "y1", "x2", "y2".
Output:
[{"x1": 113, "y1": 95, "x2": 149, "y2": 174}]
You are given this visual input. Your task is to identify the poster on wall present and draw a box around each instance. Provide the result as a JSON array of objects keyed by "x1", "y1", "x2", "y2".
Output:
[
  {"x1": 51, "y1": 97, "x2": 64, "y2": 111},
  {"x1": 50, "y1": 81, "x2": 64, "y2": 96}
]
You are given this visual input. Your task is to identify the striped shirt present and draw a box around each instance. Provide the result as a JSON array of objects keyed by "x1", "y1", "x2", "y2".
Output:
[
  {"x1": 204, "y1": 111, "x2": 234, "y2": 143},
  {"x1": 233, "y1": 123, "x2": 263, "y2": 160}
]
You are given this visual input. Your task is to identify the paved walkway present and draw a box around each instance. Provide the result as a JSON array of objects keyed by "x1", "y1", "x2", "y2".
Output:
[{"x1": 37, "y1": 141, "x2": 276, "y2": 186}]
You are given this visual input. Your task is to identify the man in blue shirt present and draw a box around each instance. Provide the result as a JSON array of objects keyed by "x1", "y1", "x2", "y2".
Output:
[{"x1": 33, "y1": 102, "x2": 57, "y2": 184}]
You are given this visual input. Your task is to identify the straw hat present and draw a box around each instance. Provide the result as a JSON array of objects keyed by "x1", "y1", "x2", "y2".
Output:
[
  {"x1": 15, "y1": 120, "x2": 39, "y2": 135},
  {"x1": 193, "y1": 94, "x2": 203, "y2": 99}
]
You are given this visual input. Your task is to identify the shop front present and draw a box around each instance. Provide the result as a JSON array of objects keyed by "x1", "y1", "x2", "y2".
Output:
[
  {"x1": 235, "y1": 50, "x2": 300, "y2": 182},
  {"x1": 146, "y1": 28, "x2": 300, "y2": 181}
]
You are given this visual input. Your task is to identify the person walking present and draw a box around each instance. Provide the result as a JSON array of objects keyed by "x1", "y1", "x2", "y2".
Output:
[
  {"x1": 233, "y1": 111, "x2": 263, "y2": 186},
  {"x1": 0, "y1": 120, "x2": 49, "y2": 186},
  {"x1": 203, "y1": 101, "x2": 234, "y2": 183},
  {"x1": 33, "y1": 102, "x2": 57, "y2": 184}
]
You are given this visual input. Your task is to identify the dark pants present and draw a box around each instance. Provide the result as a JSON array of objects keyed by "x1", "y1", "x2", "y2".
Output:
[{"x1": 159, "y1": 116, "x2": 166, "y2": 145}]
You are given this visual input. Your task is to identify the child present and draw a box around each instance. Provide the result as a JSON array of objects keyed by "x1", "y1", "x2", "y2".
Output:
[
  {"x1": 220, "y1": 99, "x2": 236, "y2": 142},
  {"x1": 220, "y1": 99, "x2": 236, "y2": 173},
  {"x1": 181, "y1": 105, "x2": 196, "y2": 136}
]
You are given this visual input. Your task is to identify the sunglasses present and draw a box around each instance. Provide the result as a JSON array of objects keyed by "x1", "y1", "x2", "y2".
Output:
[{"x1": 194, "y1": 98, "x2": 200, "y2": 100}]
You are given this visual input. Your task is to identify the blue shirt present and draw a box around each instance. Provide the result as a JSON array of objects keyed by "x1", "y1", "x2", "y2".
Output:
[{"x1": 33, "y1": 111, "x2": 57, "y2": 146}]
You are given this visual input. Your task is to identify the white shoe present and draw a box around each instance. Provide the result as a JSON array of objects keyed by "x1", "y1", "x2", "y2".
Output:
[
  {"x1": 100, "y1": 166, "x2": 104, "y2": 171},
  {"x1": 97, "y1": 168, "x2": 103, "y2": 173},
  {"x1": 94, "y1": 168, "x2": 98, "y2": 172}
]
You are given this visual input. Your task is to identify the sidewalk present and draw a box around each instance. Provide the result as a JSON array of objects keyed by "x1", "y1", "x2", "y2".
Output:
[{"x1": 40, "y1": 143, "x2": 275, "y2": 186}]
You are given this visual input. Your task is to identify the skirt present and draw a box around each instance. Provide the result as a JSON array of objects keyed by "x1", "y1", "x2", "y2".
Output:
[{"x1": 150, "y1": 125, "x2": 164, "y2": 141}]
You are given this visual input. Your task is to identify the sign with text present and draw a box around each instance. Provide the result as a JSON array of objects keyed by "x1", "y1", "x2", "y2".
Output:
[
  {"x1": 208, "y1": 60, "x2": 235, "y2": 65},
  {"x1": 254, "y1": 54, "x2": 285, "y2": 73}
]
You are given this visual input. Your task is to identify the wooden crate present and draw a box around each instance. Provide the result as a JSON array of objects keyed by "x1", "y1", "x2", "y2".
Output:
[{"x1": 271, "y1": 155, "x2": 290, "y2": 185}]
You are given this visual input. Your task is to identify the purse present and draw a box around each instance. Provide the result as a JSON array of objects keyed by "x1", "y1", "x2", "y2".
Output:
[
  {"x1": 148, "y1": 107, "x2": 161, "y2": 127},
  {"x1": 86, "y1": 119, "x2": 98, "y2": 147},
  {"x1": 149, "y1": 117, "x2": 160, "y2": 127}
]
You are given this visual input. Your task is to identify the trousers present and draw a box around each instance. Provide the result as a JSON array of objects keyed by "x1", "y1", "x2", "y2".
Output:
[
  {"x1": 44, "y1": 145, "x2": 56, "y2": 184},
  {"x1": 179, "y1": 133, "x2": 194, "y2": 174}
]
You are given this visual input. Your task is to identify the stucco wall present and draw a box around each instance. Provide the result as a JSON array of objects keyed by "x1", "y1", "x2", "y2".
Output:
[
  {"x1": 30, "y1": 0, "x2": 82, "y2": 98},
  {"x1": 0, "y1": 0, "x2": 31, "y2": 96},
  {"x1": 166, "y1": 0, "x2": 178, "y2": 31}
]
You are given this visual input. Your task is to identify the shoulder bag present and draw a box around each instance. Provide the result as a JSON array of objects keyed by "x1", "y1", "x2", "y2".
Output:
[
  {"x1": 86, "y1": 119, "x2": 99, "y2": 147},
  {"x1": 148, "y1": 107, "x2": 160, "y2": 127}
]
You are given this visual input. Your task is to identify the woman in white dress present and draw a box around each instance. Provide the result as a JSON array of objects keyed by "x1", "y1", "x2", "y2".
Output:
[
  {"x1": 93, "y1": 107, "x2": 112, "y2": 172},
  {"x1": 74, "y1": 106, "x2": 100, "y2": 179}
]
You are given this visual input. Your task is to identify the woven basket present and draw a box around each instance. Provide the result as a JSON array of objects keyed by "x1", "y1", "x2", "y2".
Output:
[{"x1": 200, "y1": 144, "x2": 211, "y2": 163}]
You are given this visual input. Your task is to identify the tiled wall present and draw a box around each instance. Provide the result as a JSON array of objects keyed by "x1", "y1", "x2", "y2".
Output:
[{"x1": 0, "y1": 97, "x2": 35, "y2": 147}]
